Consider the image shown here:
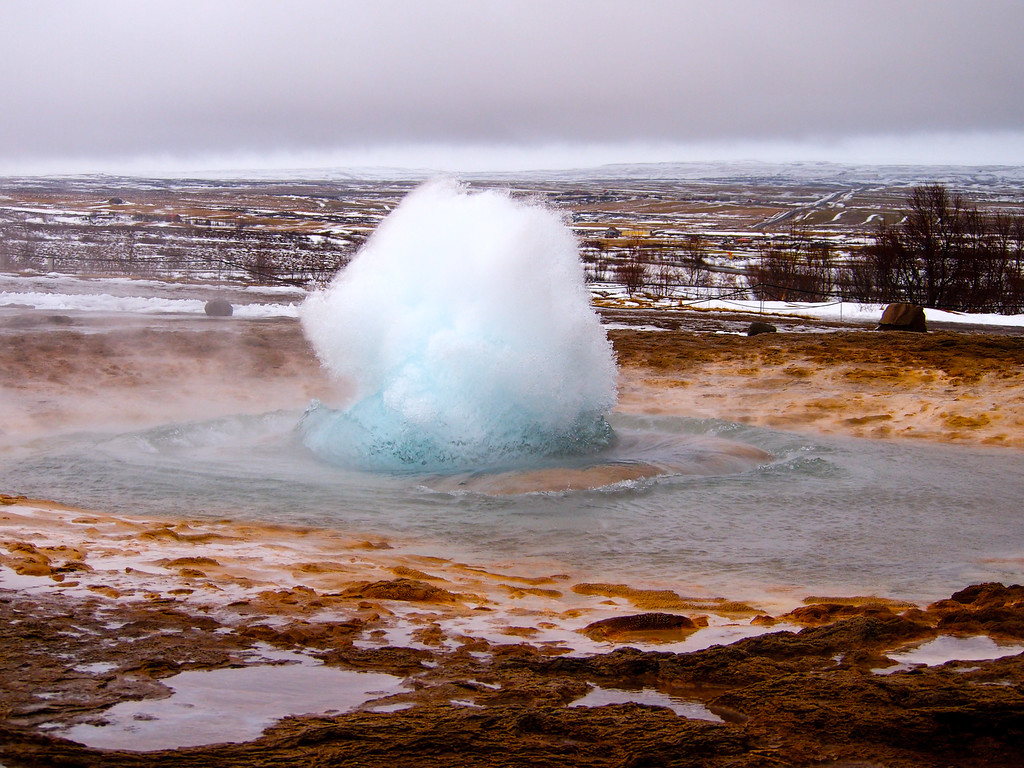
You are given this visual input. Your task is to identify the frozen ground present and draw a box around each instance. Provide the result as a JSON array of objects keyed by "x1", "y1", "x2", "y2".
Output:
[
  {"x1": 3, "y1": 272, "x2": 1024, "y2": 332},
  {"x1": 0, "y1": 273, "x2": 303, "y2": 318}
]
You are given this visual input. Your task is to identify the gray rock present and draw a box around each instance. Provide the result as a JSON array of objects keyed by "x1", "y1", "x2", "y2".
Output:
[
  {"x1": 204, "y1": 299, "x2": 233, "y2": 317},
  {"x1": 878, "y1": 303, "x2": 926, "y2": 332},
  {"x1": 747, "y1": 321, "x2": 777, "y2": 336}
]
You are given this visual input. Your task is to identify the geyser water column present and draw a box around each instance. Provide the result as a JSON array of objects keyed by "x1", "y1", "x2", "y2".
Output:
[{"x1": 299, "y1": 179, "x2": 618, "y2": 471}]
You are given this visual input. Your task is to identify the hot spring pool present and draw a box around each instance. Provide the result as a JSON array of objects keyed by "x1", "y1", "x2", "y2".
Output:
[{"x1": 3, "y1": 408, "x2": 1022, "y2": 605}]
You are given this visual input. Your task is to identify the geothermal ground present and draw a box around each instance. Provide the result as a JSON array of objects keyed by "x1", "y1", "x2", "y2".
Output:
[{"x1": 2, "y1": 306, "x2": 1024, "y2": 766}]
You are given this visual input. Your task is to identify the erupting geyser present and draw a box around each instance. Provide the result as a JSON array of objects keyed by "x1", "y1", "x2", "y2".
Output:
[{"x1": 299, "y1": 179, "x2": 618, "y2": 471}]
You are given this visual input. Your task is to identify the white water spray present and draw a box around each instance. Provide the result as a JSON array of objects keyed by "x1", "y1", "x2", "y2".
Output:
[{"x1": 299, "y1": 179, "x2": 618, "y2": 470}]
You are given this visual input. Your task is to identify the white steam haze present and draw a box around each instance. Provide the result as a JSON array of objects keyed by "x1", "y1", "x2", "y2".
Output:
[
  {"x1": 2, "y1": 0, "x2": 1024, "y2": 174},
  {"x1": 298, "y1": 180, "x2": 618, "y2": 469}
]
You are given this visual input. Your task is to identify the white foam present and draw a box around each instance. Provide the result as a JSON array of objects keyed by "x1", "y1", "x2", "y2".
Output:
[{"x1": 299, "y1": 179, "x2": 618, "y2": 469}]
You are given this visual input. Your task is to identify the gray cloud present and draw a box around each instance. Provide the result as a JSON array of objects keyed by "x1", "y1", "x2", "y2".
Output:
[{"x1": 3, "y1": 0, "x2": 1023, "y2": 172}]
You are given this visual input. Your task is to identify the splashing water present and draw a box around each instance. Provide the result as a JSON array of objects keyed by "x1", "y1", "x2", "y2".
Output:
[{"x1": 299, "y1": 179, "x2": 618, "y2": 470}]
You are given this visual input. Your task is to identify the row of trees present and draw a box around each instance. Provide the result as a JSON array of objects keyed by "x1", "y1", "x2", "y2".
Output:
[
  {"x1": 581, "y1": 234, "x2": 714, "y2": 295},
  {"x1": 853, "y1": 184, "x2": 1024, "y2": 312},
  {"x1": 607, "y1": 185, "x2": 1024, "y2": 314},
  {"x1": 748, "y1": 234, "x2": 837, "y2": 302}
]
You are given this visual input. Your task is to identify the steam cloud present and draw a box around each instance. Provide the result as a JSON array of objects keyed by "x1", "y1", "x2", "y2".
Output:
[{"x1": 299, "y1": 178, "x2": 618, "y2": 470}]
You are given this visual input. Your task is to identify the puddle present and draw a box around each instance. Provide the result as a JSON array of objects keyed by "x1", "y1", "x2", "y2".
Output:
[
  {"x1": 56, "y1": 661, "x2": 405, "y2": 751},
  {"x1": 875, "y1": 635, "x2": 1024, "y2": 675},
  {"x1": 569, "y1": 685, "x2": 722, "y2": 721},
  {"x1": 449, "y1": 698, "x2": 485, "y2": 709},
  {"x1": 364, "y1": 701, "x2": 415, "y2": 713}
]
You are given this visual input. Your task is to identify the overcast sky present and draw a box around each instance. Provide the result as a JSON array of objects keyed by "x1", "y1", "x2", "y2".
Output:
[{"x1": 3, "y1": 0, "x2": 1024, "y2": 174}]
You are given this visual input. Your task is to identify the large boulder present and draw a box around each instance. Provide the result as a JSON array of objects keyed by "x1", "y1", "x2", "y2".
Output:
[
  {"x1": 204, "y1": 298, "x2": 233, "y2": 317},
  {"x1": 878, "y1": 303, "x2": 926, "y2": 332},
  {"x1": 747, "y1": 321, "x2": 777, "y2": 336}
]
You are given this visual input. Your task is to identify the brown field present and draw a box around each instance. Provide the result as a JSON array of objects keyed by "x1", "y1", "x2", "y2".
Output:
[
  {"x1": 4, "y1": 311, "x2": 1021, "y2": 450},
  {"x1": 613, "y1": 328, "x2": 1024, "y2": 447}
]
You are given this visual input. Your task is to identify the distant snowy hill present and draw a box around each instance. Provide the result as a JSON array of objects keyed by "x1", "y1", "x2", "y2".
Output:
[{"x1": 470, "y1": 161, "x2": 1024, "y2": 189}]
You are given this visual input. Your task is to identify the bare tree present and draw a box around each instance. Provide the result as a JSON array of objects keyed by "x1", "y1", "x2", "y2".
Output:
[
  {"x1": 653, "y1": 261, "x2": 678, "y2": 297},
  {"x1": 16, "y1": 226, "x2": 42, "y2": 271},
  {"x1": 114, "y1": 227, "x2": 138, "y2": 276},
  {"x1": 580, "y1": 238, "x2": 608, "y2": 283},
  {"x1": 856, "y1": 184, "x2": 1024, "y2": 312},
  {"x1": 302, "y1": 238, "x2": 348, "y2": 287},
  {"x1": 614, "y1": 236, "x2": 650, "y2": 295},
  {"x1": 681, "y1": 234, "x2": 711, "y2": 287},
  {"x1": 749, "y1": 227, "x2": 834, "y2": 301},
  {"x1": 0, "y1": 226, "x2": 11, "y2": 271}
]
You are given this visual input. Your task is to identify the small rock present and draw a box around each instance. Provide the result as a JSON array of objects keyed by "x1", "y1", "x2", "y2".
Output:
[
  {"x1": 747, "y1": 321, "x2": 777, "y2": 336},
  {"x1": 342, "y1": 578, "x2": 460, "y2": 604},
  {"x1": 204, "y1": 298, "x2": 233, "y2": 317},
  {"x1": 55, "y1": 560, "x2": 93, "y2": 573},
  {"x1": 782, "y1": 602, "x2": 897, "y2": 626},
  {"x1": 14, "y1": 560, "x2": 53, "y2": 577},
  {"x1": 581, "y1": 612, "x2": 697, "y2": 641},
  {"x1": 878, "y1": 303, "x2": 926, "y2": 332}
]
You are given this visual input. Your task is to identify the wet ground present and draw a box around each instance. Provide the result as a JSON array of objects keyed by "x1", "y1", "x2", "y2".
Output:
[
  {"x1": 613, "y1": 324, "x2": 1024, "y2": 447},
  {"x1": 3, "y1": 306, "x2": 1024, "y2": 765},
  {"x1": 2, "y1": 541, "x2": 1023, "y2": 767}
]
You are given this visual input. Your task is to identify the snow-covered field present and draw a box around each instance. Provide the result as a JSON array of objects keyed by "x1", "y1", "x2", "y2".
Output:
[
  {"x1": 591, "y1": 282, "x2": 1024, "y2": 329},
  {"x1": 0, "y1": 273, "x2": 304, "y2": 319},
  {"x1": 3, "y1": 272, "x2": 1024, "y2": 330}
]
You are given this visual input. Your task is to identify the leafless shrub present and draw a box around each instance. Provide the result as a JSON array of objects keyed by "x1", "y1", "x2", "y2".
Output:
[
  {"x1": 681, "y1": 234, "x2": 711, "y2": 286},
  {"x1": 749, "y1": 227, "x2": 834, "y2": 301},
  {"x1": 614, "y1": 236, "x2": 651, "y2": 295},
  {"x1": 855, "y1": 184, "x2": 1024, "y2": 312}
]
